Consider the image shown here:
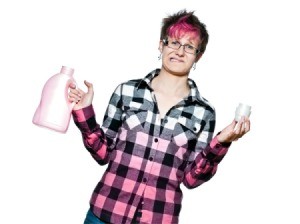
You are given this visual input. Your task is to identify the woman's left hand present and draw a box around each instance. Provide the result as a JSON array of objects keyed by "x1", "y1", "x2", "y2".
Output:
[{"x1": 217, "y1": 117, "x2": 251, "y2": 143}]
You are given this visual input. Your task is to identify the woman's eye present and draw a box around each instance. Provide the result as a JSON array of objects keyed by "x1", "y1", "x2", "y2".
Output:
[
  {"x1": 171, "y1": 41, "x2": 179, "y2": 46},
  {"x1": 186, "y1": 45, "x2": 194, "y2": 50}
]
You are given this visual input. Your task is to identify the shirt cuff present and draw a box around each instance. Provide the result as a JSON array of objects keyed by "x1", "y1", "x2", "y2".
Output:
[
  {"x1": 203, "y1": 135, "x2": 231, "y2": 161},
  {"x1": 72, "y1": 105, "x2": 97, "y2": 133}
]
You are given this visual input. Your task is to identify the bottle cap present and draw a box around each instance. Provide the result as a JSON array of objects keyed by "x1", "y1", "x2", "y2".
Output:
[
  {"x1": 235, "y1": 103, "x2": 251, "y2": 121},
  {"x1": 60, "y1": 66, "x2": 74, "y2": 76}
]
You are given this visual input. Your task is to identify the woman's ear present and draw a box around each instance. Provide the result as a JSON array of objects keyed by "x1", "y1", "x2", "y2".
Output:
[{"x1": 158, "y1": 40, "x2": 164, "y2": 53}]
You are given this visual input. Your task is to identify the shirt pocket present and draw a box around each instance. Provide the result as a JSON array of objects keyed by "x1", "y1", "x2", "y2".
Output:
[
  {"x1": 172, "y1": 116, "x2": 204, "y2": 148},
  {"x1": 122, "y1": 106, "x2": 148, "y2": 132}
]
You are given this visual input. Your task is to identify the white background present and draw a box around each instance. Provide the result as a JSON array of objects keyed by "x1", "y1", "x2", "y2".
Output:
[{"x1": 1, "y1": 0, "x2": 299, "y2": 223}]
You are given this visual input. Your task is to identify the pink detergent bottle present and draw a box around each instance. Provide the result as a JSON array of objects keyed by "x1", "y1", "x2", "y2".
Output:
[{"x1": 33, "y1": 66, "x2": 76, "y2": 133}]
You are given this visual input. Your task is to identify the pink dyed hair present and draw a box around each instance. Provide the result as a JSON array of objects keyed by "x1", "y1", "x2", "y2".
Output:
[
  {"x1": 167, "y1": 15, "x2": 200, "y2": 41},
  {"x1": 160, "y1": 10, "x2": 209, "y2": 54}
]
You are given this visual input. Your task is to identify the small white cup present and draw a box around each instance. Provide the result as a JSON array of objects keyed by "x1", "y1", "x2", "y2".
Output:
[{"x1": 235, "y1": 103, "x2": 251, "y2": 121}]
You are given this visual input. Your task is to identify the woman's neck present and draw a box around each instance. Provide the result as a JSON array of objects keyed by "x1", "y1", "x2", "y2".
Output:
[{"x1": 152, "y1": 69, "x2": 190, "y2": 98}]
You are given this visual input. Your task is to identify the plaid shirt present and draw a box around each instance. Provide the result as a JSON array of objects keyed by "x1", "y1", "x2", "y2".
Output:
[{"x1": 72, "y1": 69, "x2": 230, "y2": 224}]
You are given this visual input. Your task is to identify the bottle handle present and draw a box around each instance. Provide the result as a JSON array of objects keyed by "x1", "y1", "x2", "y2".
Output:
[{"x1": 66, "y1": 79, "x2": 77, "y2": 110}]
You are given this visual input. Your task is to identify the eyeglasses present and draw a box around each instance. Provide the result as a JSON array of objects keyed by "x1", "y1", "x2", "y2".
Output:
[{"x1": 163, "y1": 39, "x2": 200, "y2": 55}]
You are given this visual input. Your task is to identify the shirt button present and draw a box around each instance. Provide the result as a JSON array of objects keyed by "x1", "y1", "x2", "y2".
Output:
[
  {"x1": 164, "y1": 119, "x2": 168, "y2": 123},
  {"x1": 154, "y1": 138, "x2": 158, "y2": 142},
  {"x1": 143, "y1": 178, "x2": 147, "y2": 182},
  {"x1": 149, "y1": 157, "x2": 153, "y2": 161}
]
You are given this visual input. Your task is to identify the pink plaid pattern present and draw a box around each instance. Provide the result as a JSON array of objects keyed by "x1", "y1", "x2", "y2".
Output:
[{"x1": 72, "y1": 69, "x2": 230, "y2": 223}]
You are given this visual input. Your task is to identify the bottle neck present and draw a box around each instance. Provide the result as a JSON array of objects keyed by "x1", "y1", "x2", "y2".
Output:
[{"x1": 60, "y1": 66, "x2": 74, "y2": 76}]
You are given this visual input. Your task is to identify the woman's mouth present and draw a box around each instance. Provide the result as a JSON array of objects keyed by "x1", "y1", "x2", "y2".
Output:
[{"x1": 170, "y1": 57, "x2": 183, "y2": 62}]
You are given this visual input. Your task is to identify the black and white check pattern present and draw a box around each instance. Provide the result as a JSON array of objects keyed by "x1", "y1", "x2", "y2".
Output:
[{"x1": 73, "y1": 69, "x2": 230, "y2": 224}]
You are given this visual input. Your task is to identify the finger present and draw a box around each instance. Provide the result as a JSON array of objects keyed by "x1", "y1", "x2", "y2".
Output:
[
  {"x1": 239, "y1": 118, "x2": 250, "y2": 136},
  {"x1": 69, "y1": 91, "x2": 79, "y2": 98},
  {"x1": 68, "y1": 96, "x2": 80, "y2": 103},
  {"x1": 70, "y1": 87, "x2": 86, "y2": 98},
  {"x1": 84, "y1": 80, "x2": 94, "y2": 94},
  {"x1": 229, "y1": 119, "x2": 238, "y2": 129},
  {"x1": 77, "y1": 88, "x2": 86, "y2": 95},
  {"x1": 225, "y1": 120, "x2": 237, "y2": 135},
  {"x1": 69, "y1": 82, "x2": 76, "y2": 89},
  {"x1": 241, "y1": 117, "x2": 249, "y2": 135},
  {"x1": 69, "y1": 88, "x2": 80, "y2": 95},
  {"x1": 69, "y1": 92, "x2": 81, "y2": 102},
  {"x1": 228, "y1": 120, "x2": 239, "y2": 140},
  {"x1": 236, "y1": 118, "x2": 250, "y2": 139},
  {"x1": 234, "y1": 117, "x2": 244, "y2": 134},
  {"x1": 244, "y1": 118, "x2": 251, "y2": 132}
]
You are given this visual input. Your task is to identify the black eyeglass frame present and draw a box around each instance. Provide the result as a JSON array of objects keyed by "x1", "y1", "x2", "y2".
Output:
[{"x1": 162, "y1": 38, "x2": 201, "y2": 55}]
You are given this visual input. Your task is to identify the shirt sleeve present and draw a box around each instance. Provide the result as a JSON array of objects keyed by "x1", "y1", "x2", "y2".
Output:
[
  {"x1": 182, "y1": 109, "x2": 231, "y2": 189},
  {"x1": 183, "y1": 135, "x2": 230, "y2": 188},
  {"x1": 72, "y1": 84, "x2": 123, "y2": 165}
]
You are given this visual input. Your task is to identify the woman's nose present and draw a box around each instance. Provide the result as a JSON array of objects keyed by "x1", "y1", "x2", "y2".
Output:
[{"x1": 175, "y1": 45, "x2": 185, "y2": 56}]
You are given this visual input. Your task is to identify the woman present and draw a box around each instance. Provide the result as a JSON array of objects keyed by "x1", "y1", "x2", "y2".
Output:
[{"x1": 69, "y1": 9, "x2": 250, "y2": 224}]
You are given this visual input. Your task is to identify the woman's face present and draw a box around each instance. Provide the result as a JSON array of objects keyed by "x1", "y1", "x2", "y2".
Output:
[{"x1": 159, "y1": 34, "x2": 201, "y2": 76}]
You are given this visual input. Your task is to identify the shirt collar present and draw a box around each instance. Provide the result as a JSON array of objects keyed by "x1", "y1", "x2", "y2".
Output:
[
  {"x1": 137, "y1": 69, "x2": 214, "y2": 109},
  {"x1": 137, "y1": 69, "x2": 160, "y2": 89}
]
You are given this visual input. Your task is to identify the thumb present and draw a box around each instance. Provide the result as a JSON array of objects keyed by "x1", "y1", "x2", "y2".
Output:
[
  {"x1": 84, "y1": 80, "x2": 94, "y2": 93},
  {"x1": 230, "y1": 119, "x2": 237, "y2": 127},
  {"x1": 225, "y1": 119, "x2": 237, "y2": 131}
]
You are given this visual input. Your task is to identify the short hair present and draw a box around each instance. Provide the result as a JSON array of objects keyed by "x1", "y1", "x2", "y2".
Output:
[{"x1": 160, "y1": 9, "x2": 209, "y2": 54}]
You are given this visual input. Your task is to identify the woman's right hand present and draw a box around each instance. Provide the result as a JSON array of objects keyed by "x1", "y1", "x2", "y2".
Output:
[{"x1": 69, "y1": 80, "x2": 94, "y2": 110}]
